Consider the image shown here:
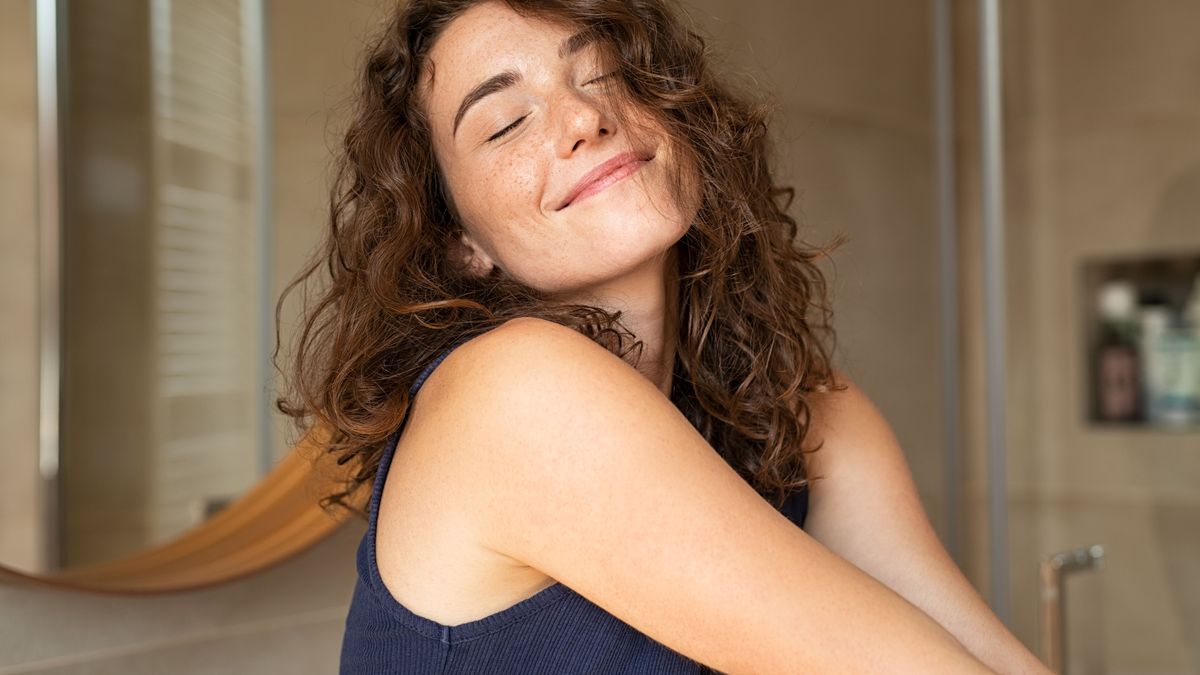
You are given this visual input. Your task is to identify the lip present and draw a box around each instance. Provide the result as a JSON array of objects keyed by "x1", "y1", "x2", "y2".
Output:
[{"x1": 556, "y1": 151, "x2": 654, "y2": 211}]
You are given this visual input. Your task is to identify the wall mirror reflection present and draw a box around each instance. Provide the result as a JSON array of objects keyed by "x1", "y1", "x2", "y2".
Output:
[{"x1": 1, "y1": 0, "x2": 277, "y2": 577}]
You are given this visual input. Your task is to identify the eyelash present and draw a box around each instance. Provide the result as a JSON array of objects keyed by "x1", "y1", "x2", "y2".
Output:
[
  {"x1": 486, "y1": 115, "x2": 528, "y2": 143},
  {"x1": 485, "y1": 72, "x2": 617, "y2": 143}
]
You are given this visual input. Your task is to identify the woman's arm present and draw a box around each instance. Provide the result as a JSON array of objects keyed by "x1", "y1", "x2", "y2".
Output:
[
  {"x1": 412, "y1": 317, "x2": 997, "y2": 675},
  {"x1": 802, "y1": 372, "x2": 1052, "y2": 675}
]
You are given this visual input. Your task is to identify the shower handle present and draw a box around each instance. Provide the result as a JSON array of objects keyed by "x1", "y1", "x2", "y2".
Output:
[{"x1": 1039, "y1": 544, "x2": 1105, "y2": 674}]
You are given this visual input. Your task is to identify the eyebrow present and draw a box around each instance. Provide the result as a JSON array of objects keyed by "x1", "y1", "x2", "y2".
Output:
[{"x1": 452, "y1": 29, "x2": 599, "y2": 138}]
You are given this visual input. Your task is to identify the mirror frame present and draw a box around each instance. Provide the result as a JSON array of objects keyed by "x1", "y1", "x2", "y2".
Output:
[{"x1": 0, "y1": 430, "x2": 355, "y2": 594}]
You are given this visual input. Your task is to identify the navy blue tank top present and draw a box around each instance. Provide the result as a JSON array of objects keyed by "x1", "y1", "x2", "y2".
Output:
[{"x1": 340, "y1": 341, "x2": 809, "y2": 674}]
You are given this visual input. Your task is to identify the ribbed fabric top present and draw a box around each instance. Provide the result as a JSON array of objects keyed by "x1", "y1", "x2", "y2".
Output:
[{"x1": 340, "y1": 341, "x2": 809, "y2": 674}]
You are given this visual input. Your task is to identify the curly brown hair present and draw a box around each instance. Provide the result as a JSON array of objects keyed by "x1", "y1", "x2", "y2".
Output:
[{"x1": 275, "y1": 0, "x2": 847, "y2": 520}]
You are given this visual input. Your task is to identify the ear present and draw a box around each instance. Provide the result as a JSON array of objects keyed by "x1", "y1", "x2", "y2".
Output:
[{"x1": 453, "y1": 230, "x2": 496, "y2": 278}]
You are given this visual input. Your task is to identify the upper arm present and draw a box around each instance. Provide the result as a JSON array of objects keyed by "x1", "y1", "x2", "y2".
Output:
[
  {"x1": 802, "y1": 372, "x2": 947, "y2": 575},
  {"x1": 802, "y1": 372, "x2": 1048, "y2": 674},
  {"x1": 412, "y1": 318, "x2": 993, "y2": 675}
]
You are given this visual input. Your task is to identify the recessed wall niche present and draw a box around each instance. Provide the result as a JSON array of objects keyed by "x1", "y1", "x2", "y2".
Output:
[{"x1": 1085, "y1": 251, "x2": 1200, "y2": 429}]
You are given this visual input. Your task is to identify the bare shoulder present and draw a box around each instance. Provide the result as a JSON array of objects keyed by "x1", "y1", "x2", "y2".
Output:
[
  {"x1": 798, "y1": 368, "x2": 927, "y2": 542},
  {"x1": 801, "y1": 369, "x2": 894, "y2": 471},
  {"x1": 413, "y1": 315, "x2": 658, "y2": 447},
  {"x1": 432, "y1": 316, "x2": 635, "y2": 397},
  {"x1": 805, "y1": 368, "x2": 875, "y2": 428}
]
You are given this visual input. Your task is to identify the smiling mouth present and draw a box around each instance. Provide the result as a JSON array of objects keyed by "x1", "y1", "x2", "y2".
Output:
[{"x1": 557, "y1": 154, "x2": 654, "y2": 211}]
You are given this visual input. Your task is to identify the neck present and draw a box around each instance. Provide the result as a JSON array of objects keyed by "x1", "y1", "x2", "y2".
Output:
[{"x1": 554, "y1": 247, "x2": 680, "y2": 397}]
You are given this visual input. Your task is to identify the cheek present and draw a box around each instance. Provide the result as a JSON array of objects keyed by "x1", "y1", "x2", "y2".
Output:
[
  {"x1": 460, "y1": 152, "x2": 543, "y2": 224},
  {"x1": 448, "y1": 156, "x2": 561, "y2": 279}
]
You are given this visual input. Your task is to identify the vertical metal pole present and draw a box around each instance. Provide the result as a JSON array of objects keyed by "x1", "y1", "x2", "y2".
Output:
[
  {"x1": 242, "y1": 0, "x2": 273, "y2": 475},
  {"x1": 932, "y1": 0, "x2": 962, "y2": 565},
  {"x1": 35, "y1": 0, "x2": 64, "y2": 572},
  {"x1": 979, "y1": 0, "x2": 1012, "y2": 625}
]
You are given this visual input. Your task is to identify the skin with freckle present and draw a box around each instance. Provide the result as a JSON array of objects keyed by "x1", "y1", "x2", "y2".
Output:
[{"x1": 422, "y1": 3, "x2": 699, "y2": 299}]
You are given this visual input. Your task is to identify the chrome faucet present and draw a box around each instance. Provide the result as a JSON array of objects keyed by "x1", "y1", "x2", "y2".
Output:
[{"x1": 1039, "y1": 544, "x2": 1105, "y2": 674}]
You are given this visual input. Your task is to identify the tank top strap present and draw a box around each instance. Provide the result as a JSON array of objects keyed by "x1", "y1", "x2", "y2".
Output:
[
  {"x1": 407, "y1": 342, "x2": 464, "y2": 397},
  {"x1": 782, "y1": 485, "x2": 809, "y2": 530}
]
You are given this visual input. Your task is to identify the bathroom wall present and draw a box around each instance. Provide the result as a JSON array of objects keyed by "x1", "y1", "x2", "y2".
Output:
[
  {"x1": 956, "y1": 1, "x2": 1200, "y2": 672},
  {"x1": 0, "y1": 0, "x2": 44, "y2": 573}
]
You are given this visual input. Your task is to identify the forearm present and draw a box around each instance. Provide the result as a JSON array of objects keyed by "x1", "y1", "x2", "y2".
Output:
[{"x1": 909, "y1": 571, "x2": 1052, "y2": 675}]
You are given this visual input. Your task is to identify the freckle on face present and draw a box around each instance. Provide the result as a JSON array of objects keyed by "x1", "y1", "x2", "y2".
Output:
[{"x1": 422, "y1": 3, "x2": 695, "y2": 296}]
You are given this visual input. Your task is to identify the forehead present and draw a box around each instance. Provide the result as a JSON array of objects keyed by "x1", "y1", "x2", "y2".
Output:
[{"x1": 421, "y1": 3, "x2": 577, "y2": 113}]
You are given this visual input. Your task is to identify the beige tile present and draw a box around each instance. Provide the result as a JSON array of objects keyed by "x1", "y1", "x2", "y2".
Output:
[
  {"x1": 0, "y1": 521, "x2": 364, "y2": 669},
  {"x1": 685, "y1": 0, "x2": 934, "y2": 136},
  {"x1": 0, "y1": 0, "x2": 43, "y2": 574},
  {"x1": 0, "y1": 0, "x2": 35, "y2": 111},
  {"x1": 268, "y1": 0, "x2": 389, "y2": 118},
  {"x1": 774, "y1": 112, "x2": 947, "y2": 522},
  {"x1": 1002, "y1": 494, "x2": 1197, "y2": 674},
  {"x1": 1043, "y1": 0, "x2": 1200, "y2": 131},
  {"x1": 1152, "y1": 503, "x2": 1200, "y2": 671},
  {"x1": 12, "y1": 616, "x2": 345, "y2": 675}
]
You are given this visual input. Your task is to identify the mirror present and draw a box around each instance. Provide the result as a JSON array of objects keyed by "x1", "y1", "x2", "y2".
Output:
[{"x1": 0, "y1": 0, "x2": 386, "y2": 589}]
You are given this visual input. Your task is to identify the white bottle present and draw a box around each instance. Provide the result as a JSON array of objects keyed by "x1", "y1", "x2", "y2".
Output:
[
  {"x1": 1139, "y1": 305, "x2": 1172, "y2": 423},
  {"x1": 1184, "y1": 274, "x2": 1200, "y2": 424},
  {"x1": 1186, "y1": 274, "x2": 1200, "y2": 334}
]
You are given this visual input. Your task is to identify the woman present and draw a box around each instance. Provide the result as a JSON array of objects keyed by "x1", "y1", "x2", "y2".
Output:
[{"x1": 276, "y1": 0, "x2": 1051, "y2": 672}]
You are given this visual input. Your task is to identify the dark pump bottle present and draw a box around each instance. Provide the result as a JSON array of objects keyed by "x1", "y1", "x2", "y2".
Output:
[
  {"x1": 1095, "y1": 281, "x2": 1141, "y2": 422},
  {"x1": 1096, "y1": 318, "x2": 1141, "y2": 422}
]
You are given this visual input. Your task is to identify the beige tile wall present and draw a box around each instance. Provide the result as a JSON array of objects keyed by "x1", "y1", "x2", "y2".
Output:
[
  {"x1": 268, "y1": 0, "x2": 392, "y2": 460},
  {"x1": 0, "y1": 0, "x2": 44, "y2": 573}
]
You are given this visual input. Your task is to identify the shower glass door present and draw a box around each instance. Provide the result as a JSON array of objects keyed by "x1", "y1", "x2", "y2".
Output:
[{"x1": 986, "y1": 2, "x2": 1200, "y2": 672}]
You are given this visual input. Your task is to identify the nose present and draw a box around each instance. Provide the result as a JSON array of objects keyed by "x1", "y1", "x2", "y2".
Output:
[{"x1": 555, "y1": 88, "x2": 614, "y2": 157}]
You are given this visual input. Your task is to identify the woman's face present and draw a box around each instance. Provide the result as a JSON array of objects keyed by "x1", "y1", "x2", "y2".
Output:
[{"x1": 420, "y1": 1, "x2": 698, "y2": 297}]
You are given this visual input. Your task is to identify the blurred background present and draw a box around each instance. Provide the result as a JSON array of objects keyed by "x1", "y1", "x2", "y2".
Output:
[{"x1": 0, "y1": 0, "x2": 1197, "y2": 672}]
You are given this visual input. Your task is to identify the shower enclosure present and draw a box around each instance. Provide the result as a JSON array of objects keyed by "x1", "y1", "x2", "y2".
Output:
[{"x1": 969, "y1": 1, "x2": 1200, "y2": 672}]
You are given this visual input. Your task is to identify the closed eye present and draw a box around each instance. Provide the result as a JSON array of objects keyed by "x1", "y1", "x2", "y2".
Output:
[
  {"x1": 484, "y1": 73, "x2": 617, "y2": 143},
  {"x1": 486, "y1": 114, "x2": 529, "y2": 143},
  {"x1": 585, "y1": 71, "x2": 617, "y2": 86}
]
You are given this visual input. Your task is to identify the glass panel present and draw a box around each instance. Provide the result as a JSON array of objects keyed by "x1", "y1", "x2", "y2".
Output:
[{"x1": 999, "y1": 2, "x2": 1200, "y2": 672}]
